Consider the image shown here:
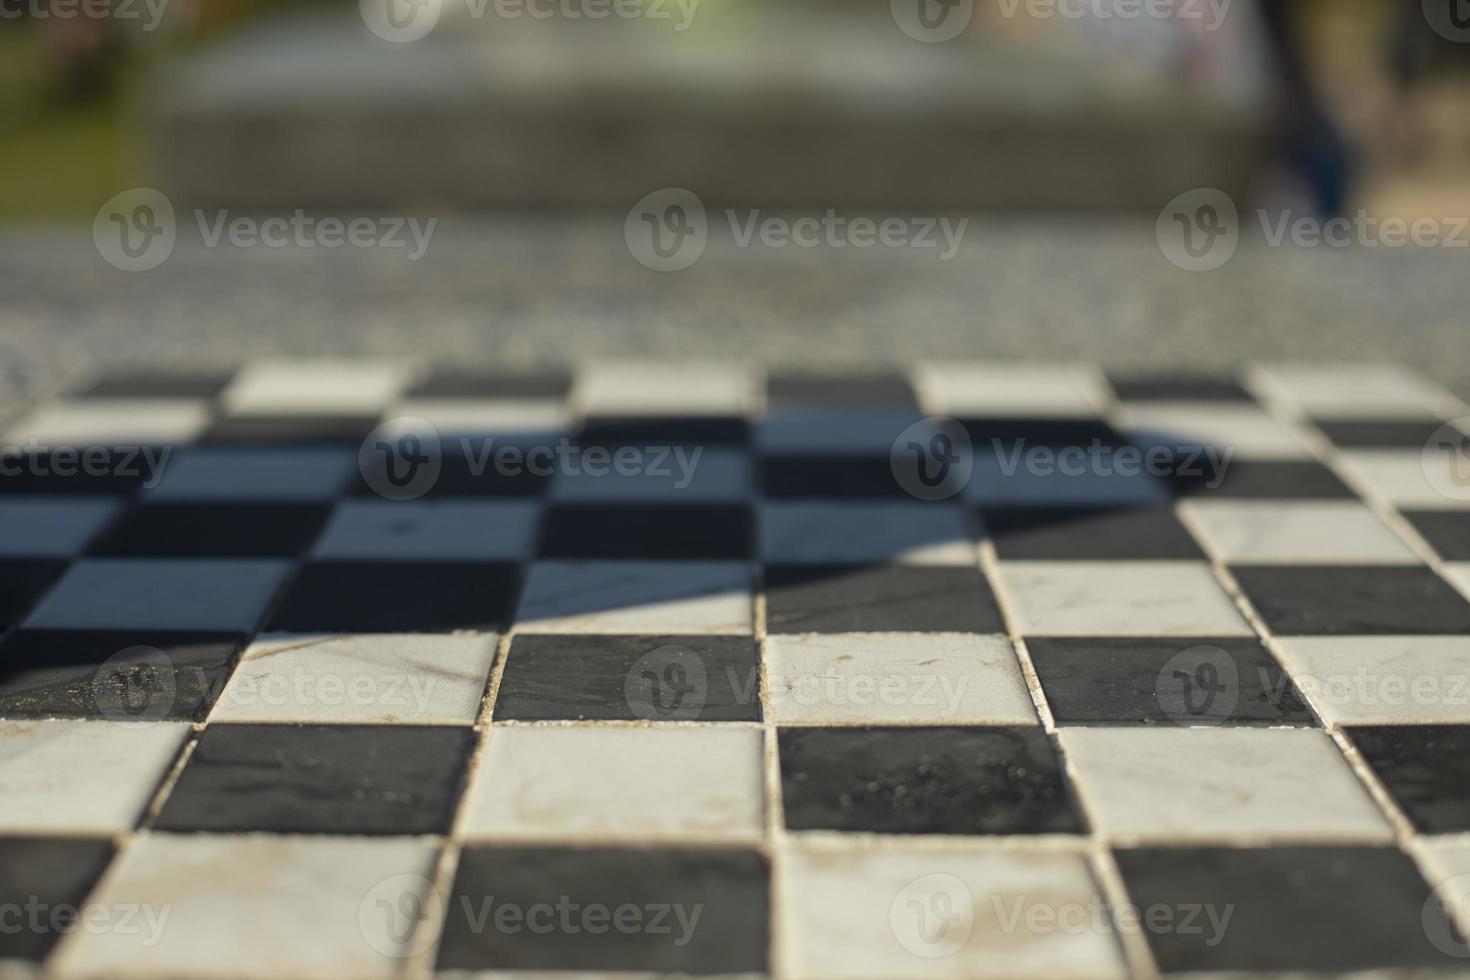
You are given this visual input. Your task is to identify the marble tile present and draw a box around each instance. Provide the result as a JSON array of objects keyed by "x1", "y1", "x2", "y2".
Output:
[
  {"x1": 916, "y1": 362, "x2": 1109, "y2": 417},
  {"x1": 760, "y1": 502, "x2": 975, "y2": 565},
  {"x1": 267, "y1": 561, "x2": 521, "y2": 633},
  {"x1": 220, "y1": 359, "x2": 411, "y2": 416},
  {"x1": 764, "y1": 564, "x2": 1004, "y2": 634},
  {"x1": 462, "y1": 726, "x2": 764, "y2": 840},
  {"x1": 3, "y1": 401, "x2": 210, "y2": 448},
  {"x1": 311, "y1": 500, "x2": 539, "y2": 561},
  {"x1": 1346, "y1": 725, "x2": 1470, "y2": 834},
  {"x1": 1232, "y1": 565, "x2": 1470, "y2": 635},
  {"x1": 24, "y1": 559, "x2": 292, "y2": 632},
  {"x1": 551, "y1": 447, "x2": 749, "y2": 502},
  {"x1": 538, "y1": 505, "x2": 753, "y2": 559},
  {"x1": 1106, "y1": 372, "x2": 1254, "y2": 403},
  {"x1": 996, "y1": 561, "x2": 1252, "y2": 636},
  {"x1": 144, "y1": 447, "x2": 356, "y2": 501},
  {"x1": 757, "y1": 408, "x2": 929, "y2": 456},
  {"x1": 1183, "y1": 500, "x2": 1419, "y2": 563},
  {"x1": 764, "y1": 633, "x2": 1036, "y2": 725},
  {"x1": 572, "y1": 362, "x2": 756, "y2": 416},
  {"x1": 1250, "y1": 363, "x2": 1454, "y2": 418},
  {"x1": 211, "y1": 633, "x2": 497, "y2": 725},
  {"x1": 513, "y1": 561, "x2": 752, "y2": 634},
  {"x1": 963, "y1": 450, "x2": 1171, "y2": 508},
  {"x1": 92, "y1": 503, "x2": 331, "y2": 558},
  {"x1": 0, "y1": 838, "x2": 114, "y2": 964},
  {"x1": 0, "y1": 499, "x2": 121, "y2": 557},
  {"x1": 1274, "y1": 636, "x2": 1470, "y2": 726},
  {"x1": 1403, "y1": 511, "x2": 1470, "y2": 560},
  {"x1": 1119, "y1": 403, "x2": 1315, "y2": 459},
  {"x1": 1343, "y1": 450, "x2": 1470, "y2": 510},
  {"x1": 780, "y1": 843, "x2": 1126, "y2": 979},
  {"x1": 982, "y1": 506, "x2": 1205, "y2": 560},
  {"x1": 0, "y1": 720, "x2": 188, "y2": 834},
  {"x1": 1059, "y1": 728, "x2": 1391, "y2": 841}
]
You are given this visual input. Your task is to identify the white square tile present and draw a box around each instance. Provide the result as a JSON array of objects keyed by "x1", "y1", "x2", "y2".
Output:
[
  {"x1": 221, "y1": 360, "x2": 412, "y2": 416},
  {"x1": 1344, "y1": 450, "x2": 1470, "y2": 510},
  {"x1": 757, "y1": 408, "x2": 926, "y2": 456},
  {"x1": 0, "y1": 498, "x2": 121, "y2": 557},
  {"x1": 915, "y1": 362, "x2": 1109, "y2": 418},
  {"x1": 210, "y1": 633, "x2": 498, "y2": 725},
  {"x1": 761, "y1": 503, "x2": 975, "y2": 565},
  {"x1": 550, "y1": 447, "x2": 750, "y2": 502},
  {"x1": 765, "y1": 633, "x2": 1036, "y2": 725},
  {"x1": 49, "y1": 834, "x2": 439, "y2": 980},
  {"x1": 310, "y1": 501, "x2": 540, "y2": 561},
  {"x1": 780, "y1": 844, "x2": 1127, "y2": 980},
  {"x1": 1058, "y1": 728, "x2": 1392, "y2": 842},
  {"x1": 573, "y1": 362, "x2": 755, "y2": 416},
  {"x1": 996, "y1": 561, "x2": 1251, "y2": 636},
  {"x1": 24, "y1": 559, "x2": 292, "y2": 631},
  {"x1": 1274, "y1": 636, "x2": 1470, "y2": 726},
  {"x1": 387, "y1": 399, "x2": 565, "y2": 447},
  {"x1": 1182, "y1": 500, "x2": 1419, "y2": 564},
  {"x1": 1251, "y1": 364, "x2": 1456, "y2": 419},
  {"x1": 964, "y1": 448, "x2": 1171, "y2": 507},
  {"x1": 1118, "y1": 403, "x2": 1314, "y2": 459},
  {"x1": 0, "y1": 720, "x2": 188, "y2": 834},
  {"x1": 514, "y1": 561, "x2": 752, "y2": 634},
  {"x1": 463, "y1": 726, "x2": 763, "y2": 842},
  {"x1": 145, "y1": 447, "x2": 356, "y2": 501},
  {"x1": 3, "y1": 401, "x2": 210, "y2": 448}
]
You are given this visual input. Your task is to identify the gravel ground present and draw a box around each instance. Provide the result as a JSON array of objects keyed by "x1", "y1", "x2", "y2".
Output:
[{"x1": 1, "y1": 216, "x2": 1466, "y2": 418}]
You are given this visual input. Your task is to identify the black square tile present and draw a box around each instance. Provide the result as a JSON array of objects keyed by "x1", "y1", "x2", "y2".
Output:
[
  {"x1": 1403, "y1": 511, "x2": 1470, "y2": 560},
  {"x1": 766, "y1": 373, "x2": 914, "y2": 407},
  {"x1": 89, "y1": 503, "x2": 331, "y2": 557},
  {"x1": 72, "y1": 370, "x2": 234, "y2": 400},
  {"x1": 408, "y1": 370, "x2": 570, "y2": 399},
  {"x1": 762, "y1": 457, "x2": 906, "y2": 498},
  {"x1": 436, "y1": 846, "x2": 769, "y2": 974},
  {"x1": 1314, "y1": 419, "x2": 1446, "y2": 448},
  {"x1": 0, "y1": 629, "x2": 245, "y2": 721},
  {"x1": 961, "y1": 417, "x2": 1125, "y2": 451},
  {"x1": 0, "y1": 560, "x2": 66, "y2": 631},
  {"x1": 1026, "y1": 637, "x2": 1315, "y2": 726},
  {"x1": 1232, "y1": 565, "x2": 1470, "y2": 635},
  {"x1": 352, "y1": 450, "x2": 552, "y2": 498},
  {"x1": 1113, "y1": 846, "x2": 1462, "y2": 973},
  {"x1": 764, "y1": 564, "x2": 1004, "y2": 634},
  {"x1": 981, "y1": 506, "x2": 1205, "y2": 560},
  {"x1": 1167, "y1": 459, "x2": 1356, "y2": 499},
  {"x1": 0, "y1": 837, "x2": 116, "y2": 962},
  {"x1": 496, "y1": 634, "x2": 760, "y2": 721},
  {"x1": 201, "y1": 415, "x2": 380, "y2": 446},
  {"x1": 538, "y1": 505, "x2": 753, "y2": 560},
  {"x1": 0, "y1": 450, "x2": 160, "y2": 495},
  {"x1": 1347, "y1": 725, "x2": 1470, "y2": 833},
  {"x1": 266, "y1": 561, "x2": 521, "y2": 633},
  {"x1": 577, "y1": 416, "x2": 749, "y2": 448},
  {"x1": 153, "y1": 723, "x2": 474, "y2": 835},
  {"x1": 1107, "y1": 373, "x2": 1254, "y2": 403},
  {"x1": 778, "y1": 726, "x2": 1082, "y2": 835}
]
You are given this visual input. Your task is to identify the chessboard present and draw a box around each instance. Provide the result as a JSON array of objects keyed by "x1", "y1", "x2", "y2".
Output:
[{"x1": 2, "y1": 360, "x2": 1470, "y2": 979}]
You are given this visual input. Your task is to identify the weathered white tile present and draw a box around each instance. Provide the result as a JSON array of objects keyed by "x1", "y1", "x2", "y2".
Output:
[
  {"x1": 1182, "y1": 500, "x2": 1419, "y2": 564},
  {"x1": 757, "y1": 409, "x2": 926, "y2": 456},
  {"x1": 915, "y1": 363, "x2": 1108, "y2": 418},
  {"x1": 3, "y1": 402, "x2": 210, "y2": 448},
  {"x1": 780, "y1": 844, "x2": 1127, "y2": 980},
  {"x1": 1119, "y1": 403, "x2": 1314, "y2": 459},
  {"x1": 761, "y1": 503, "x2": 975, "y2": 565},
  {"x1": 1059, "y1": 728, "x2": 1392, "y2": 842},
  {"x1": 1344, "y1": 449, "x2": 1470, "y2": 510},
  {"x1": 996, "y1": 562, "x2": 1251, "y2": 636},
  {"x1": 49, "y1": 834, "x2": 438, "y2": 979},
  {"x1": 551, "y1": 448, "x2": 750, "y2": 502},
  {"x1": 145, "y1": 447, "x2": 356, "y2": 501},
  {"x1": 0, "y1": 720, "x2": 188, "y2": 834},
  {"x1": 1274, "y1": 636, "x2": 1470, "y2": 726},
  {"x1": 765, "y1": 633, "x2": 1036, "y2": 725},
  {"x1": 24, "y1": 559, "x2": 292, "y2": 631},
  {"x1": 210, "y1": 633, "x2": 498, "y2": 725},
  {"x1": 221, "y1": 360, "x2": 412, "y2": 416},
  {"x1": 463, "y1": 726, "x2": 763, "y2": 842},
  {"x1": 311, "y1": 500, "x2": 539, "y2": 561},
  {"x1": 0, "y1": 499, "x2": 121, "y2": 557},
  {"x1": 1251, "y1": 364, "x2": 1456, "y2": 419},
  {"x1": 573, "y1": 362, "x2": 755, "y2": 416},
  {"x1": 514, "y1": 561, "x2": 752, "y2": 634}
]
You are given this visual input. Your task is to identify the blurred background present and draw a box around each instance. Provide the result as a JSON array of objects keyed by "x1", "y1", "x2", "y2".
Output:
[{"x1": 0, "y1": 0, "x2": 1467, "y2": 403}]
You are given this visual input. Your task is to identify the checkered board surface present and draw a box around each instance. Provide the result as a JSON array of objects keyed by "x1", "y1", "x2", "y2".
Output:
[{"x1": 4, "y1": 361, "x2": 1470, "y2": 979}]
